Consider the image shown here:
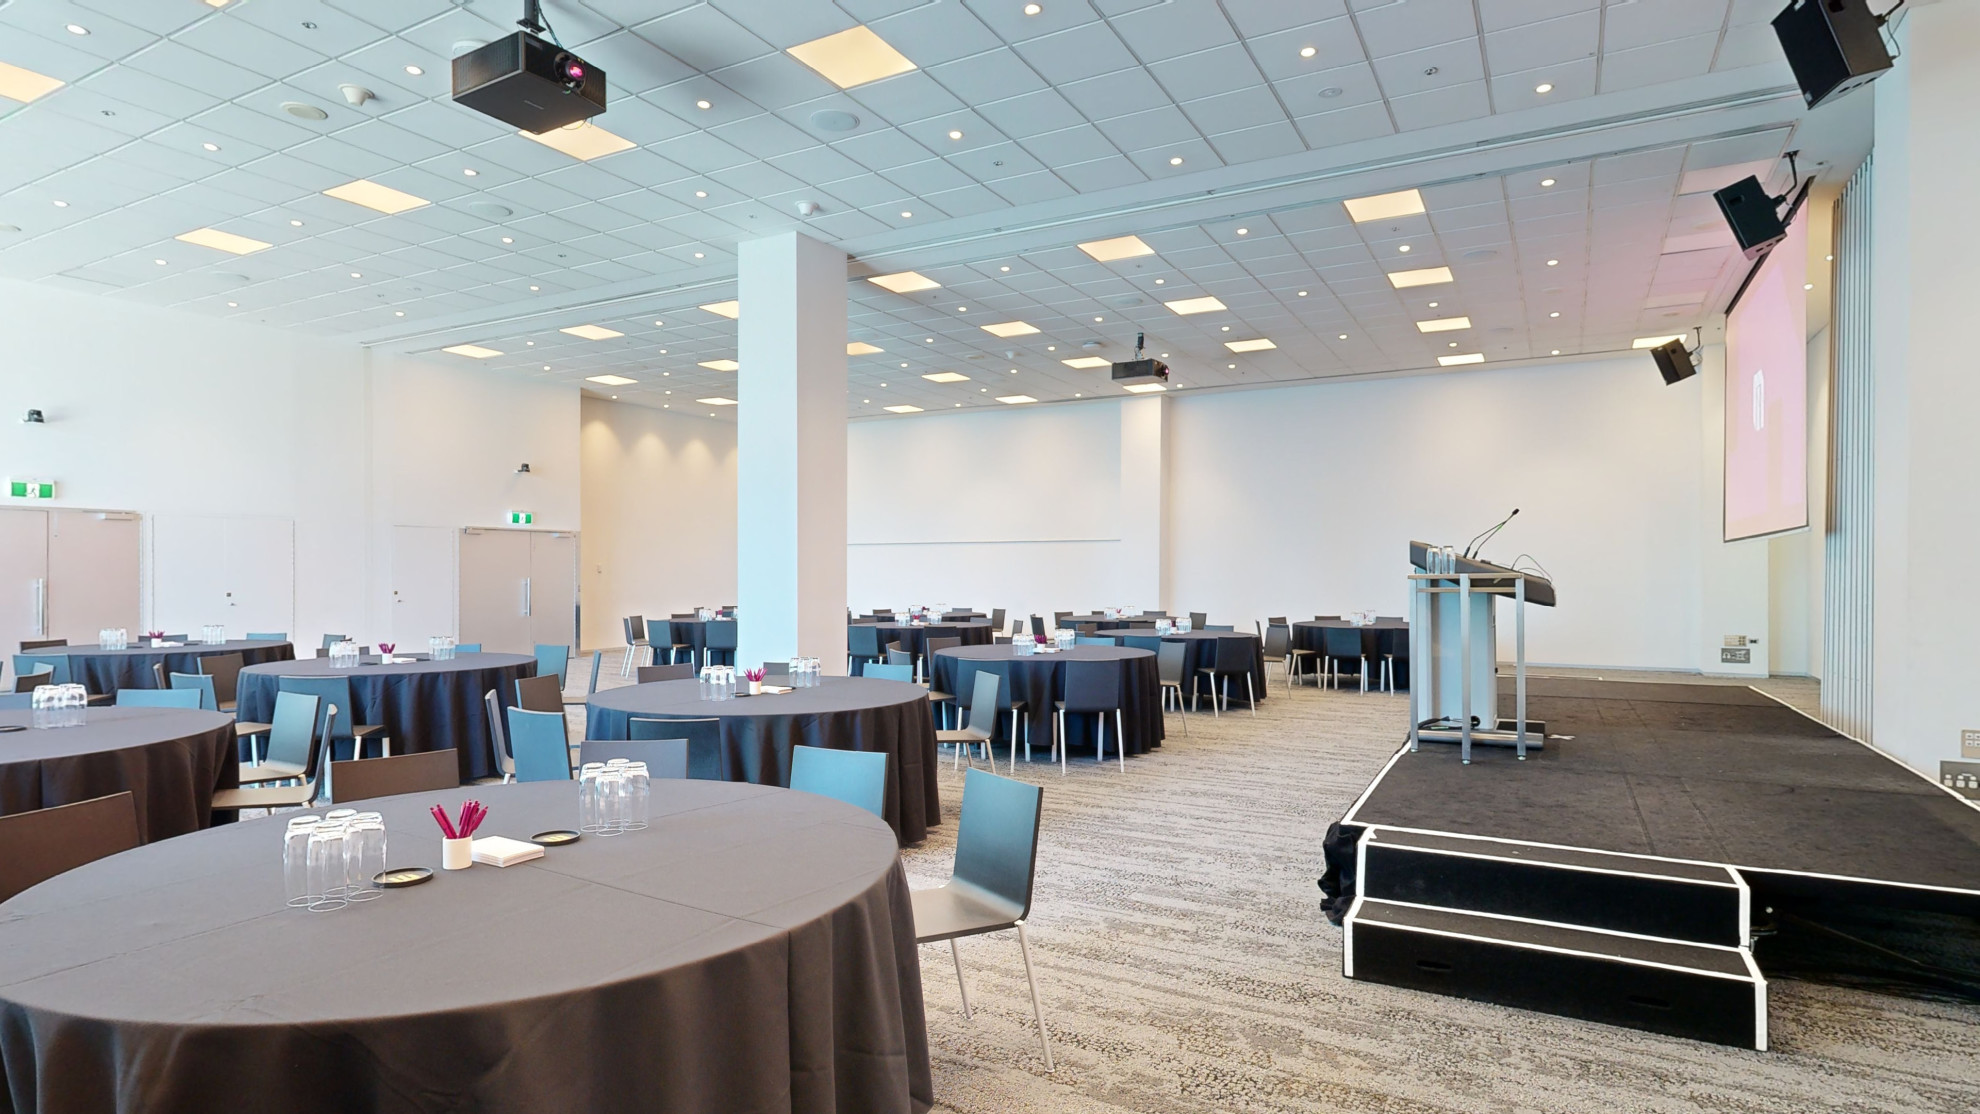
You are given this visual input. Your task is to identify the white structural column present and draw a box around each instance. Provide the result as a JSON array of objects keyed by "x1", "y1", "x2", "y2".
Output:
[
  {"x1": 735, "y1": 232, "x2": 848, "y2": 672},
  {"x1": 1116, "y1": 395, "x2": 1169, "y2": 610}
]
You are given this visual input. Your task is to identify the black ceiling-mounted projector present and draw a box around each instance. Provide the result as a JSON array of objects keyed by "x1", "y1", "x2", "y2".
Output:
[
  {"x1": 453, "y1": 3, "x2": 605, "y2": 133},
  {"x1": 1111, "y1": 333, "x2": 1168, "y2": 387}
]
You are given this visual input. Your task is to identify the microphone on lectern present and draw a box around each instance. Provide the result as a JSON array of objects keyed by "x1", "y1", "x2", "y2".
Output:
[{"x1": 1463, "y1": 508, "x2": 1519, "y2": 560}]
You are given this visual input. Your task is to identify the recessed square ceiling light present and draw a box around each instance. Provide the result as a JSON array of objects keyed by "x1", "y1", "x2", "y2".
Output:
[
  {"x1": 0, "y1": 61, "x2": 65, "y2": 103},
  {"x1": 1632, "y1": 335, "x2": 1685, "y2": 349},
  {"x1": 442, "y1": 344, "x2": 503, "y2": 359},
  {"x1": 996, "y1": 394, "x2": 1038, "y2": 404},
  {"x1": 847, "y1": 341, "x2": 884, "y2": 355},
  {"x1": 586, "y1": 374, "x2": 638, "y2": 386},
  {"x1": 922, "y1": 372, "x2": 970, "y2": 383},
  {"x1": 980, "y1": 321, "x2": 1039, "y2": 338},
  {"x1": 1438, "y1": 353, "x2": 1485, "y2": 366},
  {"x1": 175, "y1": 227, "x2": 271, "y2": 255},
  {"x1": 1224, "y1": 338, "x2": 1277, "y2": 353},
  {"x1": 560, "y1": 324, "x2": 624, "y2": 340},
  {"x1": 697, "y1": 397, "x2": 739, "y2": 406},
  {"x1": 866, "y1": 271, "x2": 941, "y2": 293},
  {"x1": 1387, "y1": 266, "x2": 1454, "y2": 288},
  {"x1": 1415, "y1": 316, "x2": 1472, "y2": 332},
  {"x1": 1122, "y1": 383, "x2": 1168, "y2": 393},
  {"x1": 1077, "y1": 234, "x2": 1155, "y2": 262},
  {"x1": 1343, "y1": 188, "x2": 1426, "y2": 223},
  {"x1": 1164, "y1": 295, "x2": 1227, "y2": 315},
  {"x1": 700, "y1": 300, "x2": 740, "y2": 319},
  {"x1": 883, "y1": 404, "x2": 923, "y2": 413},
  {"x1": 519, "y1": 121, "x2": 635, "y2": 161},
  {"x1": 699, "y1": 359, "x2": 740, "y2": 371},
  {"x1": 323, "y1": 179, "x2": 430, "y2": 214},
  {"x1": 1061, "y1": 356, "x2": 1111, "y2": 369},
  {"x1": 786, "y1": 25, "x2": 917, "y2": 90}
]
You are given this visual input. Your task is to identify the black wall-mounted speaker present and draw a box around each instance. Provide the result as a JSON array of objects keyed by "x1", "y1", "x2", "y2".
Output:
[
  {"x1": 1714, "y1": 176, "x2": 1788, "y2": 261},
  {"x1": 1652, "y1": 340, "x2": 1697, "y2": 386},
  {"x1": 1772, "y1": 0, "x2": 1895, "y2": 110}
]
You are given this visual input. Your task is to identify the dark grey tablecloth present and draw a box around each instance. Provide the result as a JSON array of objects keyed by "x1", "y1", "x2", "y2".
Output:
[
  {"x1": 1091, "y1": 631, "x2": 1269, "y2": 708},
  {"x1": 235, "y1": 654, "x2": 536, "y2": 782},
  {"x1": 929, "y1": 645, "x2": 1164, "y2": 760},
  {"x1": 1060, "y1": 614, "x2": 1158, "y2": 629},
  {"x1": 0, "y1": 707, "x2": 237, "y2": 842},
  {"x1": 46, "y1": 640, "x2": 294, "y2": 696},
  {"x1": 586, "y1": 678, "x2": 940, "y2": 845},
  {"x1": 1293, "y1": 621, "x2": 1411, "y2": 688},
  {"x1": 0, "y1": 780, "x2": 931, "y2": 1114},
  {"x1": 867, "y1": 622, "x2": 995, "y2": 661},
  {"x1": 662, "y1": 619, "x2": 737, "y2": 669}
]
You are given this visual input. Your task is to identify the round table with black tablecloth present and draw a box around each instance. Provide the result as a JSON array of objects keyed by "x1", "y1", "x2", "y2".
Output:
[
  {"x1": 586, "y1": 677, "x2": 940, "y2": 844},
  {"x1": 1057, "y1": 614, "x2": 1161, "y2": 630},
  {"x1": 1089, "y1": 630, "x2": 1270, "y2": 710},
  {"x1": 1293, "y1": 620, "x2": 1411, "y2": 689},
  {"x1": 235, "y1": 653, "x2": 536, "y2": 782},
  {"x1": 930, "y1": 644, "x2": 1164, "y2": 761},
  {"x1": 37, "y1": 640, "x2": 295, "y2": 697},
  {"x1": 0, "y1": 780, "x2": 931, "y2": 1114},
  {"x1": 661, "y1": 618, "x2": 738, "y2": 669},
  {"x1": 867, "y1": 621, "x2": 996, "y2": 663},
  {"x1": 0, "y1": 706, "x2": 237, "y2": 841}
]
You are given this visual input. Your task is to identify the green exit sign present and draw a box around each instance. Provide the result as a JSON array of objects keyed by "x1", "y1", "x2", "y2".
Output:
[
  {"x1": 508, "y1": 511, "x2": 533, "y2": 525},
  {"x1": 8, "y1": 480, "x2": 53, "y2": 499}
]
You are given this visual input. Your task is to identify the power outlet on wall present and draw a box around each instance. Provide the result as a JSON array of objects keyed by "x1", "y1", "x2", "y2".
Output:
[
  {"x1": 1720, "y1": 647, "x2": 1752, "y2": 664},
  {"x1": 1962, "y1": 729, "x2": 1980, "y2": 759}
]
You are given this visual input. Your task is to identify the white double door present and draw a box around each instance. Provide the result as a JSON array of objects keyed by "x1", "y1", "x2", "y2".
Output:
[
  {"x1": 150, "y1": 515, "x2": 295, "y2": 641},
  {"x1": 0, "y1": 507, "x2": 141, "y2": 656},
  {"x1": 457, "y1": 529, "x2": 576, "y2": 654}
]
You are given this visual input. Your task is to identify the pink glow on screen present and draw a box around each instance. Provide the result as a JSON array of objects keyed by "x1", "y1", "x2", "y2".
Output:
[{"x1": 1723, "y1": 216, "x2": 1808, "y2": 542}]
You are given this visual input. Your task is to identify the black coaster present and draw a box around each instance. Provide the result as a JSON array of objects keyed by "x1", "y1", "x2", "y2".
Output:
[
  {"x1": 374, "y1": 867, "x2": 434, "y2": 888},
  {"x1": 531, "y1": 830, "x2": 581, "y2": 846}
]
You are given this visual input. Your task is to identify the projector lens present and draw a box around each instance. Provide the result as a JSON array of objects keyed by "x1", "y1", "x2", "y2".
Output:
[{"x1": 559, "y1": 58, "x2": 585, "y2": 86}]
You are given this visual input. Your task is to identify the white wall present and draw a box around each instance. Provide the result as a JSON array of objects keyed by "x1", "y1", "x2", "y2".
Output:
[{"x1": 578, "y1": 397, "x2": 737, "y2": 651}]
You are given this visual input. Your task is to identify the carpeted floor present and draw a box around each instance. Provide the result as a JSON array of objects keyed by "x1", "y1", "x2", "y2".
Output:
[{"x1": 884, "y1": 675, "x2": 1980, "y2": 1114}]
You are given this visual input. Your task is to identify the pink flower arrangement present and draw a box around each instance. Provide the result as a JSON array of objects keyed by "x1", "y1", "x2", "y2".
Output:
[
  {"x1": 378, "y1": 643, "x2": 395, "y2": 655},
  {"x1": 1035, "y1": 634, "x2": 1048, "y2": 644},
  {"x1": 743, "y1": 667, "x2": 766, "y2": 683}
]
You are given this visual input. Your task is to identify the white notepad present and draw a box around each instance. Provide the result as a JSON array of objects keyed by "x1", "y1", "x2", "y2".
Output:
[{"x1": 470, "y1": 835, "x2": 545, "y2": 867}]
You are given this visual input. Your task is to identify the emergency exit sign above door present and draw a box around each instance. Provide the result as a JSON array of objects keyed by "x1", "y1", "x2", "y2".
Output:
[
  {"x1": 508, "y1": 511, "x2": 533, "y2": 525},
  {"x1": 8, "y1": 480, "x2": 54, "y2": 499}
]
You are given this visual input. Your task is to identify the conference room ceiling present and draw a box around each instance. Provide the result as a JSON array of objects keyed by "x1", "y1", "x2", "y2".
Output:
[{"x1": 0, "y1": 0, "x2": 1846, "y2": 419}]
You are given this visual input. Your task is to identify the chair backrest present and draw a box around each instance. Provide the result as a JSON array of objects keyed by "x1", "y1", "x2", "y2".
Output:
[
  {"x1": 115, "y1": 688, "x2": 202, "y2": 708},
  {"x1": 25, "y1": 657, "x2": 70, "y2": 686},
  {"x1": 637, "y1": 663, "x2": 694, "y2": 683},
  {"x1": 964, "y1": 670, "x2": 1004, "y2": 734},
  {"x1": 1263, "y1": 624, "x2": 1291, "y2": 657},
  {"x1": 950, "y1": 768, "x2": 1042, "y2": 920},
  {"x1": 199, "y1": 652, "x2": 246, "y2": 705},
  {"x1": 990, "y1": 608, "x2": 1006, "y2": 630},
  {"x1": 169, "y1": 672, "x2": 220, "y2": 711},
  {"x1": 1204, "y1": 624, "x2": 1235, "y2": 632},
  {"x1": 1073, "y1": 636, "x2": 1114, "y2": 647},
  {"x1": 533, "y1": 644, "x2": 570, "y2": 687},
  {"x1": 321, "y1": 634, "x2": 347, "y2": 649},
  {"x1": 1029, "y1": 615, "x2": 1046, "y2": 638},
  {"x1": 1189, "y1": 612, "x2": 1208, "y2": 628},
  {"x1": 514, "y1": 674, "x2": 563, "y2": 714},
  {"x1": 1156, "y1": 641, "x2": 1188, "y2": 685},
  {"x1": 255, "y1": 691, "x2": 320, "y2": 771},
  {"x1": 585, "y1": 649, "x2": 603, "y2": 696},
  {"x1": 0, "y1": 792, "x2": 141, "y2": 905},
  {"x1": 505, "y1": 707, "x2": 571, "y2": 782},
  {"x1": 1117, "y1": 634, "x2": 1157, "y2": 653},
  {"x1": 20, "y1": 639, "x2": 67, "y2": 652},
  {"x1": 885, "y1": 648, "x2": 914, "y2": 668},
  {"x1": 705, "y1": 621, "x2": 738, "y2": 651},
  {"x1": 151, "y1": 662, "x2": 167, "y2": 689},
  {"x1": 624, "y1": 615, "x2": 646, "y2": 645},
  {"x1": 871, "y1": 608, "x2": 894, "y2": 618},
  {"x1": 274, "y1": 675, "x2": 359, "y2": 739},
  {"x1": 455, "y1": 643, "x2": 483, "y2": 654},
  {"x1": 847, "y1": 625, "x2": 883, "y2": 657},
  {"x1": 246, "y1": 632, "x2": 287, "y2": 642},
  {"x1": 789, "y1": 745, "x2": 887, "y2": 819},
  {"x1": 484, "y1": 688, "x2": 512, "y2": 777},
  {"x1": 330, "y1": 748, "x2": 460, "y2": 804},
  {"x1": 1061, "y1": 658, "x2": 1122, "y2": 712},
  {"x1": 1267, "y1": 616, "x2": 1289, "y2": 627},
  {"x1": 863, "y1": 662, "x2": 913, "y2": 682},
  {"x1": 13, "y1": 668, "x2": 51, "y2": 694},
  {"x1": 1213, "y1": 635, "x2": 1253, "y2": 672},
  {"x1": 1321, "y1": 627, "x2": 1365, "y2": 657},
  {"x1": 1315, "y1": 615, "x2": 1341, "y2": 621},
  {"x1": 581, "y1": 737, "x2": 688, "y2": 778},
  {"x1": 628, "y1": 716, "x2": 722, "y2": 779}
]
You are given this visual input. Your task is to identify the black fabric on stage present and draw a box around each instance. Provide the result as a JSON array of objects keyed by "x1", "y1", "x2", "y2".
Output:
[
  {"x1": 235, "y1": 654, "x2": 536, "y2": 783},
  {"x1": 585, "y1": 677, "x2": 941, "y2": 845},
  {"x1": 928, "y1": 645, "x2": 1164, "y2": 759},
  {"x1": 0, "y1": 780, "x2": 932, "y2": 1114},
  {"x1": 0, "y1": 707, "x2": 237, "y2": 842},
  {"x1": 55, "y1": 640, "x2": 295, "y2": 696}
]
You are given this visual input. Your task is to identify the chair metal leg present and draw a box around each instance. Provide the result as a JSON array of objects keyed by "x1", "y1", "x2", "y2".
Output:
[
  {"x1": 1015, "y1": 921, "x2": 1054, "y2": 1071},
  {"x1": 1360, "y1": 656, "x2": 1368, "y2": 693},
  {"x1": 950, "y1": 938, "x2": 973, "y2": 1020},
  {"x1": 619, "y1": 646, "x2": 634, "y2": 677},
  {"x1": 1245, "y1": 674, "x2": 1256, "y2": 716},
  {"x1": 1056, "y1": 709, "x2": 1067, "y2": 775},
  {"x1": 1115, "y1": 709, "x2": 1125, "y2": 770}
]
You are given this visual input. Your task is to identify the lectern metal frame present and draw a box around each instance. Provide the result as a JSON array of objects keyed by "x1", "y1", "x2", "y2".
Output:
[{"x1": 1406, "y1": 570, "x2": 1532, "y2": 763}]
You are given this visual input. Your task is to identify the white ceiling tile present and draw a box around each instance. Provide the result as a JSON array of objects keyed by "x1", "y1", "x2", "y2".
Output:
[
  {"x1": 1354, "y1": 0, "x2": 1479, "y2": 57},
  {"x1": 1092, "y1": 105, "x2": 1199, "y2": 152},
  {"x1": 1061, "y1": 67, "x2": 1173, "y2": 119},
  {"x1": 1147, "y1": 42, "x2": 1267, "y2": 103},
  {"x1": 1055, "y1": 155, "x2": 1146, "y2": 193},
  {"x1": 1249, "y1": 18, "x2": 1366, "y2": 80},
  {"x1": 1109, "y1": 0, "x2": 1239, "y2": 63},
  {"x1": 1477, "y1": 0, "x2": 1598, "y2": 34},
  {"x1": 1604, "y1": 0, "x2": 1729, "y2": 52},
  {"x1": 869, "y1": 3, "x2": 1005, "y2": 67},
  {"x1": 1600, "y1": 33, "x2": 1719, "y2": 94},
  {"x1": 631, "y1": 6, "x2": 774, "y2": 72},
  {"x1": 1371, "y1": 39, "x2": 1488, "y2": 98},
  {"x1": 1208, "y1": 121, "x2": 1306, "y2": 165},
  {"x1": 849, "y1": 71, "x2": 967, "y2": 126},
  {"x1": 707, "y1": 0, "x2": 856, "y2": 49},
  {"x1": 1291, "y1": 99, "x2": 1394, "y2": 147},
  {"x1": 974, "y1": 87, "x2": 1086, "y2": 138},
  {"x1": 231, "y1": 0, "x2": 388, "y2": 56},
  {"x1": 1484, "y1": 11, "x2": 1599, "y2": 75},
  {"x1": 1011, "y1": 21, "x2": 1138, "y2": 83}
]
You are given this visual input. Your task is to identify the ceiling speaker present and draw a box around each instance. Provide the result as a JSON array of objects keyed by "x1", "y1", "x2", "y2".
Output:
[
  {"x1": 1771, "y1": 0, "x2": 1894, "y2": 110},
  {"x1": 1651, "y1": 339, "x2": 1697, "y2": 386}
]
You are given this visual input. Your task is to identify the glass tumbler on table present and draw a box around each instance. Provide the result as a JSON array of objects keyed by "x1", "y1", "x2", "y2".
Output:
[
  {"x1": 579, "y1": 763, "x2": 605, "y2": 832},
  {"x1": 595, "y1": 768, "x2": 627, "y2": 836},
  {"x1": 623, "y1": 762, "x2": 649, "y2": 830},
  {"x1": 306, "y1": 821, "x2": 351, "y2": 912},
  {"x1": 347, "y1": 813, "x2": 387, "y2": 902},
  {"x1": 284, "y1": 816, "x2": 321, "y2": 908}
]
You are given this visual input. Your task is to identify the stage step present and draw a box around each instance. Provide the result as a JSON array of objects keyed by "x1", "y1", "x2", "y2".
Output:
[
  {"x1": 1344, "y1": 898, "x2": 1767, "y2": 1049},
  {"x1": 1359, "y1": 828, "x2": 1748, "y2": 946}
]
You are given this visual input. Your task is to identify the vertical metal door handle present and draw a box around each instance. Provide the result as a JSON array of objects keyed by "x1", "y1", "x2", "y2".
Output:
[
  {"x1": 34, "y1": 578, "x2": 46, "y2": 637},
  {"x1": 522, "y1": 577, "x2": 532, "y2": 617}
]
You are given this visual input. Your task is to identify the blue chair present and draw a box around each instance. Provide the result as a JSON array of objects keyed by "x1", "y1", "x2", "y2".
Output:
[
  {"x1": 246, "y1": 632, "x2": 287, "y2": 642},
  {"x1": 862, "y1": 662, "x2": 913, "y2": 682},
  {"x1": 505, "y1": 707, "x2": 571, "y2": 782},
  {"x1": 533, "y1": 644, "x2": 570, "y2": 689},
  {"x1": 0, "y1": 693, "x2": 33, "y2": 709},
  {"x1": 455, "y1": 643, "x2": 482, "y2": 654},
  {"x1": 789, "y1": 745, "x2": 887, "y2": 819},
  {"x1": 910, "y1": 767, "x2": 1053, "y2": 1069},
  {"x1": 12, "y1": 666, "x2": 52, "y2": 694},
  {"x1": 276, "y1": 675, "x2": 389, "y2": 759},
  {"x1": 1119, "y1": 634, "x2": 1162, "y2": 653},
  {"x1": 115, "y1": 688, "x2": 202, "y2": 709},
  {"x1": 320, "y1": 634, "x2": 347, "y2": 649},
  {"x1": 237, "y1": 691, "x2": 323, "y2": 785},
  {"x1": 16, "y1": 657, "x2": 70, "y2": 686},
  {"x1": 169, "y1": 671, "x2": 220, "y2": 712},
  {"x1": 628, "y1": 716, "x2": 722, "y2": 779},
  {"x1": 704, "y1": 621, "x2": 738, "y2": 667},
  {"x1": 1073, "y1": 636, "x2": 1115, "y2": 647}
]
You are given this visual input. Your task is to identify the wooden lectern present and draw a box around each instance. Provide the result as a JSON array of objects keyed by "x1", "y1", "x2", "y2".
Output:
[{"x1": 1405, "y1": 541, "x2": 1557, "y2": 763}]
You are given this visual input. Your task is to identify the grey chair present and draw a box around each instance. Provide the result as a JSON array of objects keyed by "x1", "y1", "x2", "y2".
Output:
[
  {"x1": 1379, "y1": 627, "x2": 1409, "y2": 693},
  {"x1": 911, "y1": 768, "x2": 1053, "y2": 1070},
  {"x1": 246, "y1": 632, "x2": 287, "y2": 642},
  {"x1": 620, "y1": 615, "x2": 651, "y2": 677},
  {"x1": 1320, "y1": 627, "x2": 1368, "y2": 692},
  {"x1": 1195, "y1": 637, "x2": 1258, "y2": 716},
  {"x1": 330, "y1": 748, "x2": 460, "y2": 803},
  {"x1": 14, "y1": 667, "x2": 53, "y2": 693},
  {"x1": 515, "y1": 674, "x2": 564, "y2": 714},
  {"x1": 569, "y1": 649, "x2": 603, "y2": 708},
  {"x1": 789, "y1": 744, "x2": 887, "y2": 819},
  {"x1": 637, "y1": 663, "x2": 694, "y2": 683},
  {"x1": 0, "y1": 792, "x2": 141, "y2": 905},
  {"x1": 938, "y1": 671, "x2": 1006, "y2": 774},
  {"x1": 847, "y1": 624, "x2": 887, "y2": 674},
  {"x1": 1073, "y1": 636, "x2": 1114, "y2": 647},
  {"x1": 1263, "y1": 624, "x2": 1315, "y2": 695},
  {"x1": 1189, "y1": 612, "x2": 1208, "y2": 629},
  {"x1": 580, "y1": 737, "x2": 689, "y2": 779},
  {"x1": 19, "y1": 638, "x2": 67, "y2": 652},
  {"x1": 277, "y1": 675, "x2": 389, "y2": 759},
  {"x1": 198, "y1": 652, "x2": 247, "y2": 713},
  {"x1": 990, "y1": 608, "x2": 1007, "y2": 639},
  {"x1": 864, "y1": 662, "x2": 913, "y2": 682},
  {"x1": 485, "y1": 689, "x2": 515, "y2": 783},
  {"x1": 628, "y1": 716, "x2": 722, "y2": 779},
  {"x1": 1055, "y1": 659, "x2": 1125, "y2": 774},
  {"x1": 211, "y1": 695, "x2": 328, "y2": 812},
  {"x1": 1029, "y1": 615, "x2": 1046, "y2": 640},
  {"x1": 704, "y1": 621, "x2": 738, "y2": 667},
  {"x1": 1156, "y1": 642, "x2": 1189, "y2": 736},
  {"x1": 320, "y1": 634, "x2": 347, "y2": 649}
]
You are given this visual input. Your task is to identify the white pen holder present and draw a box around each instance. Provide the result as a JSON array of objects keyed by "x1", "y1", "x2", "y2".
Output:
[{"x1": 441, "y1": 836, "x2": 473, "y2": 870}]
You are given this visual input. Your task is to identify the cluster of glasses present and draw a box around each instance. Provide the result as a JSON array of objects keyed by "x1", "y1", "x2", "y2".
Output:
[
  {"x1": 200, "y1": 624, "x2": 227, "y2": 646},
  {"x1": 428, "y1": 635, "x2": 458, "y2": 661},
  {"x1": 579, "y1": 761, "x2": 651, "y2": 835},
  {"x1": 96, "y1": 628, "x2": 130, "y2": 650},
  {"x1": 1422, "y1": 545, "x2": 1462, "y2": 574},
  {"x1": 698, "y1": 665, "x2": 737, "y2": 700},
  {"x1": 327, "y1": 640, "x2": 362, "y2": 669},
  {"x1": 30, "y1": 684, "x2": 89, "y2": 729},
  {"x1": 284, "y1": 810, "x2": 388, "y2": 912},
  {"x1": 1052, "y1": 629, "x2": 1077, "y2": 650},
  {"x1": 1154, "y1": 618, "x2": 1179, "y2": 635},
  {"x1": 785, "y1": 658, "x2": 823, "y2": 687}
]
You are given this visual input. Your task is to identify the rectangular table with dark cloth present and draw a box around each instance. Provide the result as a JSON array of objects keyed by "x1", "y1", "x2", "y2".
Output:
[
  {"x1": 928, "y1": 644, "x2": 1165, "y2": 760},
  {"x1": 863, "y1": 621, "x2": 997, "y2": 663},
  {"x1": 1094, "y1": 630, "x2": 1270, "y2": 708},
  {"x1": 234, "y1": 653, "x2": 537, "y2": 782},
  {"x1": 47, "y1": 640, "x2": 295, "y2": 697},
  {"x1": 0, "y1": 707, "x2": 238, "y2": 841},
  {"x1": 1292, "y1": 620, "x2": 1411, "y2": 688},
  {"x1": 585, "y1": 676, "x2": 942, "y2": 844}
]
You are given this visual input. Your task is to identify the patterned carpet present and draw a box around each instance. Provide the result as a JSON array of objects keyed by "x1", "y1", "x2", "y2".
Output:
[{"x1": 890, "y1": 676, "x2": 1980, "y2": 1114}]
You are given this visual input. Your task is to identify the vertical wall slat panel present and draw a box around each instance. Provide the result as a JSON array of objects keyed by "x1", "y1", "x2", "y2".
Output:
[{"x1": 1822, "y1": 159, "x2": 1875, "y2": 741}]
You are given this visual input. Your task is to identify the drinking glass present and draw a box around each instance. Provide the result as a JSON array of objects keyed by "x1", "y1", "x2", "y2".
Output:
[
  {"x1": 284, "y1": 816, "x2": 320, "y2": 908},
  {"x1": 306, "y1": 821, "x2": 350, "y2": 912},
  {"x1": 579, "y1": 763, "x2": 605, "y2": 832},
  {"x1": 623, "y1": 762, "x2": 649, "y2": 830},
  {"x1": 347, "y1": 814, "x2": 387, "y2": 902},
  {"x1": 98, "y1": 628, "x2": 113, "y2": 650},
  {"x1": 595, "y1": 768, "x2": 627, "y2": 836}
]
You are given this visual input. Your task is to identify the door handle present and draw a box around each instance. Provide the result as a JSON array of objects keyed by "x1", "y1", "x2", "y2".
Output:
[{"x1": 33, "y1": 578, "x2": 46, "y2": 637}]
